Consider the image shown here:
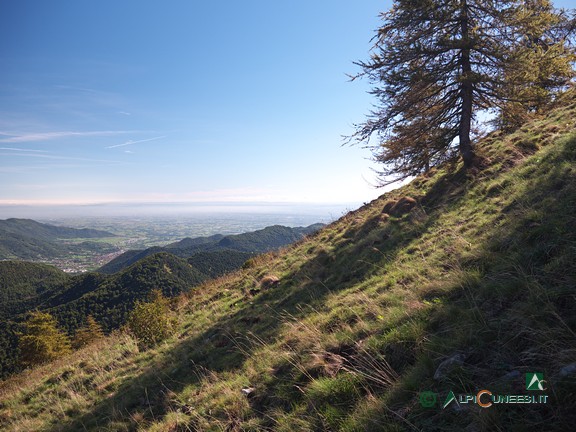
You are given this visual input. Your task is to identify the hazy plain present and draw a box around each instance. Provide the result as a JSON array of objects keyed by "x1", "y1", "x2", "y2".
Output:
[{"x1": 0, "y1": 202, "x2": 355, "y2": 272}]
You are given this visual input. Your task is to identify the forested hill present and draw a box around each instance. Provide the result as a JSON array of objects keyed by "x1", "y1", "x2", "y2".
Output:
[
  {"x1": 0, "y1": 218, "x2": 115, "y2": 240},
  {"x1": 98, "y1": 223, "x2": 324, "y2": 274},
  {"x1": 210, "y1": 224, "x2": 326, "y2": 252},
  {"x1": 1, "y1": 89, "x2": 574, "y2": 430},
  {"x1": 0, "y1": 261, "x2": 68, "y2": 318},
  {"x1": 0, "y1": 252, "x2": 205, "y2": 378},
  {"x1": 0, "y1": 218, "x2": 116, "y2": 260}
]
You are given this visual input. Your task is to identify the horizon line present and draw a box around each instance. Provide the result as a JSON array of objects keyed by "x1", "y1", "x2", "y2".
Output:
[{"x1": 0, "y1": 200, "x2": 367, "y2": 207}]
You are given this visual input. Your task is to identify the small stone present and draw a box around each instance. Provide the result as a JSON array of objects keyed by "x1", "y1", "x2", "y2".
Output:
[
  {"x1": 241, "y1": 387, "x2": 256, "y2": 397},
  {"x1": 559, "y1": 363, "x2": 576, "y2": 378},
  {"x1": 501, "y1": 370, "x2": 521, "y2": 381},
  {"x1": 434, "y1": 353, "x2": 466, "y2": 381},
  {"x1": 260, "y1": 275, "x2": 280, "y2": 289}
]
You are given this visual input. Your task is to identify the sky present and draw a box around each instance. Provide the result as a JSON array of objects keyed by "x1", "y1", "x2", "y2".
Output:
[
  {"x1": 2, "y1": 1, "x2": 573, "y2": 216},
  {"x1": 0, "y1": 0, "x2": 391, "y2": 214}
]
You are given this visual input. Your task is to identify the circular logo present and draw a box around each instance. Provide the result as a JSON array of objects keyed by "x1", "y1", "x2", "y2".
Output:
[{"x1": 419, "y1": 391, "x2": 437, "y2": 408}]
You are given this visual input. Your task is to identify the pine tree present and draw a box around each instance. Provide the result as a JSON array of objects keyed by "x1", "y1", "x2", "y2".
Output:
[
  {"x1": 371, "y1": 68, "x2": 456, "y2": 180},
  {"x1": 72, "y1": 315, "x2": 105, "y2": 349},
  {"x1": 498, "y1": 0, "x2": 575, "y2": 129},
  {"x1": 350, "y1": 0, "x2": 575, "y2": 182},
  {"x1": 18, "y1": 311, "x2": 71, "y2": 367}
]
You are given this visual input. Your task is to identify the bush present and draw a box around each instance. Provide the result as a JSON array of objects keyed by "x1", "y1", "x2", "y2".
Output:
[
  {"x1": 73, "y1": 315, "x2": 105, "y2": 349},
  {"x1": 126, "y1": 290, "x2": 177, "y2": 349},
  {"x1": 18, "y1": 311, "x2": 71, "y2": 367}
]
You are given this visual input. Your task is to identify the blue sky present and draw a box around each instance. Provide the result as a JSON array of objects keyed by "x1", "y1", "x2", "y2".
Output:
[
  {"x1": 2, "y1": 1, "x2": 572, "y2": 211},
  {"x1": 0, "y1": 0, "x2": 389, "y2": 209}
]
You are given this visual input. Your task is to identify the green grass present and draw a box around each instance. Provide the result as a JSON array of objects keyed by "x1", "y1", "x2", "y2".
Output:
[{"x1": 1, "y1": 90, "x2": 575, "y2": 431}]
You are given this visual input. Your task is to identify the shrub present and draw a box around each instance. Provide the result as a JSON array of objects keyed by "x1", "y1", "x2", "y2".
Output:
[
  {"x1": 18, "y1": 311, "x2": 71, "y2": 367},
  {"x1": 72, "y1": 315, "x2": 105, "y2": 349},
  {"x1": 126, "y1": 290, "x2": 177, "y2": 349}
]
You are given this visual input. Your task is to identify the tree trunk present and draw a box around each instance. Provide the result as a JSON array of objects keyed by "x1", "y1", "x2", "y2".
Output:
[
  {"x1": 460, "y1": 82, "x2": 475, "y2": 168},
  {"x1": 459, "y1": 0, "x2": 475, "y2": 168}
]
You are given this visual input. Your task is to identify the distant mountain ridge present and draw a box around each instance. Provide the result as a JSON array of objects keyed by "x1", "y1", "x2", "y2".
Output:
[
  {"x1": 0, "y1": 218, "x2": 115, "y2": 240},
  {"x1": 98, "y1": 223, "x2": 324, "y2": 274},
  {"x1": 0, "y1": 218, "x2": 116, "y2": 260},
  {"x1": 165, "y1": 233, "x2": 225, "y2": 249}
]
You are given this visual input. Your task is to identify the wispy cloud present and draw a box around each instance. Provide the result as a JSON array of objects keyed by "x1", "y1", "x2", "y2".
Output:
[
  {"x1": 0, "y1": 147, "x2": 49, "y2": 153},
  {"x1": 0, "y1": 151, "x2": 122, "y2": 164},
  {"x1": 0, "y1": 165, "x2": 49, "y2": 174},
  {"x1": 53, "y1": 85, "x2": 100, "y2": 93},
  {"x1": 0, "y1": 164, "x2": 106, "y2": 174},
  {"x1": 105, "y1": 135, "x2": 166, "y2": 149},
  {"x1": 0, "y1": 130, "x2": 138, "y2": 143}
]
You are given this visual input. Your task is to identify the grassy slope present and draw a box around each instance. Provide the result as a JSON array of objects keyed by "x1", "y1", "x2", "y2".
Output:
[{"x1": 0, "y1": 90, "x2": 575, "y2": 431}]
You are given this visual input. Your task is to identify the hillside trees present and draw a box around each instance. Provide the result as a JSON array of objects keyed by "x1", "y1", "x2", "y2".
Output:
[
  {"x1": 126, "y1": 289, "x2": 177, "y2": 349},
  {"x1": 497, "y1": 0, "x2": 576, "y2": 129},
  {"x1": 350, "y1": 0, "x2": 575, "y2": 183},
  {"x1": 18, "y1": 311, "x2": 71, "y2": 367},
  {"x1": 72, "y1": 315, "x2": 105, "y2": 349}
]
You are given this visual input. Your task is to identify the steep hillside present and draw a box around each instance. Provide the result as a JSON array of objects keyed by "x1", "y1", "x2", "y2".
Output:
[
  {"x1": 0, "y1": 91, "x2": 575, "y2": 431},
  {"x1": 0, "y1": 218, "x2": 116, "y2": 260}
]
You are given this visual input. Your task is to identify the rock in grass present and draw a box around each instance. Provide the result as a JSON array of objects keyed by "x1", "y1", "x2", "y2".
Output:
[
  {"x1": 559, "y1": 363, "x2": 576, "y2": 378},
  {"x1": 434, "y1": 353, "x2": 466, "y2": 381},
  {"x1": 260, "y1": 275, "x2": 280, "y2": 289},
  {"x1": 382, "y1": 196, "x2": 417, "y2": 217},
  {"x1": 241, "y1": 387, "x2": 256, "y2": 397}
]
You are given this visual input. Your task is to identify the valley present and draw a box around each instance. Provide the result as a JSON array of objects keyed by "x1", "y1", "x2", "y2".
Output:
[{"x1": 3, "y1": 212, "x2": 331, "y2": 273}]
